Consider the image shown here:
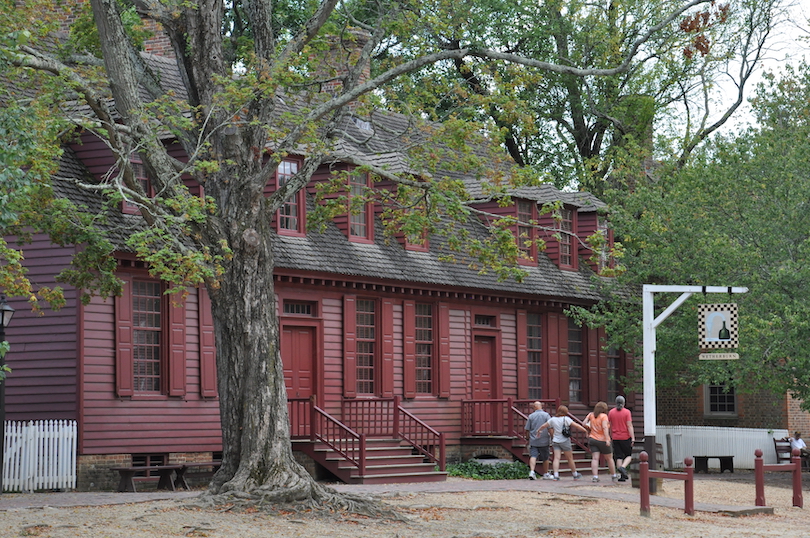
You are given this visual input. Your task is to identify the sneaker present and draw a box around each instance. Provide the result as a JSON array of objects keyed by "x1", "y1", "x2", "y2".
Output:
[
  {"x1": 617, "y1": 476, "x2": 627, "y2": 482},
  {"x1": 591, "y1": 476, "x2": 600, "y2": 482},
  {"x1": 552, "y1": 475, "x2": 560, "y2": 481},
  {"x1": 573, "y1": 472, "x2": 582, "y2": 480},
  {"x1": 529, "y1": 471, "x2": 536, "y2": 480},
  {"x1": 611, "y1": 474, "x2": 619, "y2": 482},
  {"x1": 618, "y1": 466, "x2": 629, "y2": 479},
  {"x1": 542, "y1": 473, "x2": 554, "y2": 480}
]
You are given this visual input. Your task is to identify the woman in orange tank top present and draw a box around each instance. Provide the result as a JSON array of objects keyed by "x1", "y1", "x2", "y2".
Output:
[{"x1": 584, "y1": 401, "x2": 618, "y2": 482}]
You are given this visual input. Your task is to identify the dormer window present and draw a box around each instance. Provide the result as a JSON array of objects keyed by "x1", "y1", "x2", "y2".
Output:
[
  {"x1": 276, "y1": 159, "x2": 305, "y2": 236},
  {"x1": 348, "y1": 171, "x2": 373, "y2": 242},
  {"x1": 123, "y1": 159, "x2": 152, "y2": 215},
  {"x1": 516, "y1": 200, "x2": 537, "y2": 264},
  {"x1": 558, "y1": 207, "x2": 574, "y2": 268},
  {"x1": 596, "y1": 216, "x2": 611, "y2": 271}
]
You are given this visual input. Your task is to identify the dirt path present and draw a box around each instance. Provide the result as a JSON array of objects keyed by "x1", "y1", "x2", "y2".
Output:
[{"x1": 0, "y1": 473, "x2": 806, "y2": 538}]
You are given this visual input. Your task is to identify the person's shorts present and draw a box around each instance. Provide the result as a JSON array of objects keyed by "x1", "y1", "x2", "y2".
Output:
[
  {"x1": 613, "y1": 439, "x2": 633, "y2": 460},
  {"x1": 530, "y1": 445, "x2": 550, "y2": 462},
  {"x1": 588, "y1": 438, "x2": 613, "y2": 455},
  {"x1": 552, "y1": 439, "x2": 572, "y2": 452}
]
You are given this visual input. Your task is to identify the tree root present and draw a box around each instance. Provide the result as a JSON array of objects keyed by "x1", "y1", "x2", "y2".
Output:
[{"x1": 186, "y1": 482, "x2": 407, "y2": 522}]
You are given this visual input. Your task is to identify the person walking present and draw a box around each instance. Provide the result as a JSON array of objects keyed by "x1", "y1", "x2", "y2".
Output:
[
  {"x1": 538, "y1": 405, "x2": 588, "y2": 481},
  {"x1": 608, "y1": 395, "x2": 635, "y2": 482},
  {"x1": 583, "y1": 401, "x2": 618, "y2": 482},
  {"x1": 524, "y1": 401, "x2": 552, "y2": 480}
]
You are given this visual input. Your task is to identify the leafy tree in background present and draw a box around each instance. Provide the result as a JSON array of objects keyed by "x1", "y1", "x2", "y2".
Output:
[
  {"x1": 379, "y1": 0, "x2": 782, "y2": 196},
  {"x1": 0, "y1": 0, "x2": 764, "y2": 506},
  {"x1": 578, "y1": 62, "x2": 810, "y2": 408}
]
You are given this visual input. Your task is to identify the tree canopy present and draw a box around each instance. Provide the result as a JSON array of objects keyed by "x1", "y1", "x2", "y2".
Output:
[
  {"x1": 579, "y1": 61, "x2": 810, "y2": 407},
  {"x1": 379, "y1": 0, "x2": 782, "y2": 196}
]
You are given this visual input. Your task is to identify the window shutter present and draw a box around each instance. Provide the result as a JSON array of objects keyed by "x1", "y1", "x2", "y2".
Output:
[
  {"x1": 115, "y1": 273, "x2": 134, "y2": 397},
  {"x1": 437, "y1": 302, "x2": 450, "y2": 398},
  {"x1": 587, "y1": 326, "x2": 599, "y2": 406},
  {"x1": 402, "y1": 301, "x2": 416, "y2": 399},
  {"x1": 343, "y1": 295, "x2": 357, "y2": 398},
  {"x1": 546, "y1": 313, "x2": 562, "y2": 400},
  {"x1": 380, "y1": 298, "x2": 395, "y2": 397},
  {"x1": 199, "y1": 287, "x2": 218, "y2": 398},
  {"x1": 516, "y1": 309, "x2": 529, "y2": 399},
  {"x1": 168, "y1": 295, "x2": 187, "y2": 397}
]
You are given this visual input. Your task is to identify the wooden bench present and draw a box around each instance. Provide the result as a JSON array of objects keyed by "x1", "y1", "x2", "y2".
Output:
[
  {"x1": 174, "y1": 461, "x2": 222, "y2": 490},
  {"x1": 110, "y1": 465, "x2": 183, "y2": 492},
  {"x1": 692, "y1": 455, "x2": 734, "y2": 474}
]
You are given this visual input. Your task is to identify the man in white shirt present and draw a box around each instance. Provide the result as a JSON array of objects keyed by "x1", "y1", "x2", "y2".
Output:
[{"x1": 789, "y1": 431, "x2": 810, "y2": 458}]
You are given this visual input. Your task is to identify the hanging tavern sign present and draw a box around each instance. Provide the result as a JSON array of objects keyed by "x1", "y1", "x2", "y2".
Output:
[{"x1": 698, "y1": 303, "x2": 739, "y2": 359}]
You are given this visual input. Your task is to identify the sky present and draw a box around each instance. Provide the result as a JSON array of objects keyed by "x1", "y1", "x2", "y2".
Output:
[{"x1": 715, "y1": 0, "x2": 810, "y2": 131}]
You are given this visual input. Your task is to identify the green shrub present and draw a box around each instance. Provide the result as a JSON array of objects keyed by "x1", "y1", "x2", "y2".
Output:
[{"x1": 446, "y1": 460, "x2": 529, "y2": 480}]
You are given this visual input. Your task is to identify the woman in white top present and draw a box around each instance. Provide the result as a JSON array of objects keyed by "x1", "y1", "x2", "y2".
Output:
[{"x1": 538, "y1": 404, "x2": 588, "y2": 480}]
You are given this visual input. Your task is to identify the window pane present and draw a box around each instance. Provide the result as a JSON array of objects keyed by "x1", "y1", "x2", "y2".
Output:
[
  {"x1": 415, "y1": 303, "x2": 433, "y2": 393},
  {"x1": 277, "y1": 160, "x2": 301, "y2": 231},
  {"x1": 356, "y1": 299, "x2": 376, "y2": 394},
  {"x1": 559, "y1": 208, "x2": 573, "y2": 266},
  {"x1": 527, "y1": 313, "x2": 542, "y2": 399},
  {"x1": 133, "y1": 280, "x2": 162, "y2": 393},
  {"x1": 708, "y1": 383, "x2": 736, "y2": 414},
  {"x1": 349, "y1": 173, "x2": 368, "y2": 237},
  {"x1": 568, "y1": 318, "x2": 582, "y2": 402},
  {"x1": 517, "y1": 200, "x2": 534, "y2": 258}
]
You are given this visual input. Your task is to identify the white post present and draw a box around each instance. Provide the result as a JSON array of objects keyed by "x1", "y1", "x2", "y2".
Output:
[{"x1": 641, "y1": 285, "x2": 748, "y2": 492}]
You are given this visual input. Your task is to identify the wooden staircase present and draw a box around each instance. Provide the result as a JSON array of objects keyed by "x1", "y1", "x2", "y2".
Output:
[
  {"x1": 288, "y1": 396, "x2": 447, "y2": 485},
  {"x1": 296, "y1": 438, "x2": 447, "y2": 484},
  {"x1": 460, "y1": 398, "x2": 600, "y2": 475}
]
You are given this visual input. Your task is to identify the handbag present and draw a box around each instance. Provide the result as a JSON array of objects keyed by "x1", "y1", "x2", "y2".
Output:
[{"x1": 561, "y1": 418, "x2": 571, "y2": 438}]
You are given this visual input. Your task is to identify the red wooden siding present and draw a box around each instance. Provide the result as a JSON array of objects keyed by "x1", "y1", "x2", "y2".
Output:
[
  {"x1": 81, "y1": 283, "x2": 221, "y2": 455},
  {"x1": 2, "y1": 235, "x2": 79, "y2": 421}
]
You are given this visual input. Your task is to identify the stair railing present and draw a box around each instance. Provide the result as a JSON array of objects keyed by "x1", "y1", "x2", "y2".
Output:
[
  {"x1": 309, "y1": 398, "x2": 366, "y2": 476},
  {"x1": 565, "y1": 412, "x2": 590, "y2": 453},
  {"x1": 394, "y1": 396, "x2": 446, "y2": 471},
  {"x1": 509, "y1": 400, "x2": 529, "y2": 444}
]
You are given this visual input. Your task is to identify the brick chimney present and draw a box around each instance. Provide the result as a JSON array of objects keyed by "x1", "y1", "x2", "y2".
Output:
[
  {"x1": 315, "y1": 28, "x2": 372, "y2": 96},
  {"x1": 51, "y1": 0, "x2": 174, "y2": 58}
]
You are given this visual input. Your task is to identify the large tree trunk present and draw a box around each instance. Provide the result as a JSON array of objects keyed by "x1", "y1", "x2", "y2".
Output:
[
  {"x1": 202, "y1": 232, "x2": 384, "y2": 513},
  {"x1": 204, "y1": 197, "x2": 321, "y2": 500}
]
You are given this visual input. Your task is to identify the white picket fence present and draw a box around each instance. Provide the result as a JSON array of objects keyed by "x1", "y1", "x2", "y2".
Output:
[
  {"x1": 657, "y1": 425, "x2": 790, "y2": 470},
  {"x1": 3, "y1": 420, "x2": 77, "y2": 492}
]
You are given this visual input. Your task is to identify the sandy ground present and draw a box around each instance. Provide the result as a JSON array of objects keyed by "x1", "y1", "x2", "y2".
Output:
[{"x1": 1, "y1": 474, "x2": 807, "y2": 538}]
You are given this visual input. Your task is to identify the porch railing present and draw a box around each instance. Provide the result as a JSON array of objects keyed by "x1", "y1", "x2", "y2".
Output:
[
  {"x1": 288, "y1": 397, "x2": 312, "y2": 439},
  {"x1": 342, "y1": 396, "x2": 445, "y2": 470},
  {"x1": 461, "y1": 398, "x2": 560, "y2": 438}
]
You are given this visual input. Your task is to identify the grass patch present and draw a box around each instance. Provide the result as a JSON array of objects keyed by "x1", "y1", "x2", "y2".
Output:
[{"x1": 446, "y1": 460, "x2": 529, "y2": 480}]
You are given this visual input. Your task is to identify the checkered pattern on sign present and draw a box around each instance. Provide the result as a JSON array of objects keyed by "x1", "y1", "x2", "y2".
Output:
[{"x1": 698, "y1": 303, "x2": 738, "y2": 349}]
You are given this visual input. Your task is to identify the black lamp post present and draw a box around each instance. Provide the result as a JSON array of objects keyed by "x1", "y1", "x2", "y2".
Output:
[{"x1": 0, "y1": 295, "x2": 15, "y2": 494}]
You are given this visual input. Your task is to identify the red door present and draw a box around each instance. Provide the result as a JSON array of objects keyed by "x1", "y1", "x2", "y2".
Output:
[
  {"x1": 472, "y1": 335, "x2": 499, "y2": 433},
  {"x1": 281, "y1": 325, "x2": 315, "y2": 398},
  {"x1": 472, "y1": 335, "x2": 495, "y2": 398},
  {"x1": 281, "y1": 325, "x2": 315, "y2": 438}
]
